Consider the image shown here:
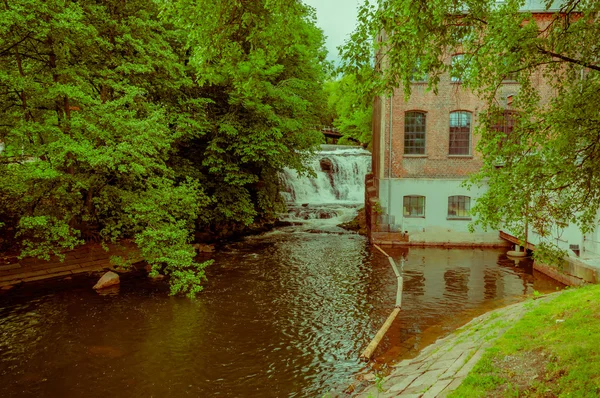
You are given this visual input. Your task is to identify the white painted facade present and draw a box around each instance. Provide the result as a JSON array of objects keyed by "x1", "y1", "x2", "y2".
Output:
[
  {"x1": 378, "y1": 177, "x2": 503, "y2": 244},
  {"x1": 512, "y1": 214, "x2": 600, "y2": 259},
  {"x1": 377, "y1": 177, "x2": 600, "y2": 252}
]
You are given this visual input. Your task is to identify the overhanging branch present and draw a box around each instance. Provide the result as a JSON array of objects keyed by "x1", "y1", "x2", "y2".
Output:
[{"x1": 536, "y1": 46, "x2": 600, "y2": 71}]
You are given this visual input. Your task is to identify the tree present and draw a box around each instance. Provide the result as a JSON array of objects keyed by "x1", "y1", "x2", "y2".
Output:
[
  {"x1": 166, "y1": 0, "x2": 329, "y2": 235},
  {"x1": 0, "y1": 0, "x2": 329, "y2": 296},
  {"x1": 342, "y1": 0, "x2": 600, "y2": 261},
  {"x1": 324, "y1": 73, "x2": 372, "y2": 147},
  {"x1": 0, "y1": 0, "x2": 211, "y2": 297}
]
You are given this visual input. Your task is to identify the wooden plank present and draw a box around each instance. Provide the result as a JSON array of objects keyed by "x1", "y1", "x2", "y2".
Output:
[
  {"x1": 395, "y1": 276, "x2": 404, "y2": 308},
  {"x1": 388, "y1": 257, "x2": 400, "y2": 278},
  {"x1": 360, "y1": 308, "x2": 401, "y2": 361},
  {"x1": 499, "y1": 230, "x2": 535, "y2": 250},
  {"x1": 373, "y1": 244, "x2": 390, "y2": 258}
]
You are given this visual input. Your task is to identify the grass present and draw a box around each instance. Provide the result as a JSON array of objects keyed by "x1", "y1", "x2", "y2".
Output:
[{"x1": 449, "y1": 284, "x2": 600, "y2": 397}]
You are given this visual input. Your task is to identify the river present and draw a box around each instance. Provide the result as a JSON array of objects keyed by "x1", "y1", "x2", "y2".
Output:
[{"x1": 0, "y1": 146, "x2": 562, "y2": 397}]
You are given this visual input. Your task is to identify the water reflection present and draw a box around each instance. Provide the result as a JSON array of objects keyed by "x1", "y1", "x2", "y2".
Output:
[
  {"x1": 373, "y1": 247, "x2": 561, "y2": 364},
  {"x1": 0, "y1": 239, "x2": 562, "y2": 398}
]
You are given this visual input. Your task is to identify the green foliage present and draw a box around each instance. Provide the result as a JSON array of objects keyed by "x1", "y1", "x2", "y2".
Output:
[
  {"x1": 342, "y1": 0, "x2": 600, "y2": 261},
  {"x1": 324, "y1": 73, "x2": 372, "y2": 147},
  {"x1": 0, "y1": 0, "x2": 329, "y2": 296},
  {"x1": 165, "y1": 0, "x2": 328, "y2": 231}
]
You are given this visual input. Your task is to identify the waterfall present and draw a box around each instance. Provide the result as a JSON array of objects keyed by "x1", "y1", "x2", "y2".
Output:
[
  {"x1": 280, "y1": 145, "x2": 372, "y2": 205},
  {"x1": 279, "y1": 145, "x2": 371, "y2": 227}
]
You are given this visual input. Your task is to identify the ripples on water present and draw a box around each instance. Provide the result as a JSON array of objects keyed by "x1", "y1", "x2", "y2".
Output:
[{"x1": 0, "y1": 230, "x2": 562, "y2": 398}]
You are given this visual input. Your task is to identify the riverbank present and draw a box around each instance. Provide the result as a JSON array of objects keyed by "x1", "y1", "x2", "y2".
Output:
[
  {"x1": 0, "y1": 242, "x2": 142, "y2": 290},
  {"x1": 359, "y1": 284, "x2": 600, "y2": 397}
]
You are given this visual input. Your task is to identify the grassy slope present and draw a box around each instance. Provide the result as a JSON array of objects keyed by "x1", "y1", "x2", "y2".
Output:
[{"x1": 450, "y1": 284, "x2": 600, "y2": 397}]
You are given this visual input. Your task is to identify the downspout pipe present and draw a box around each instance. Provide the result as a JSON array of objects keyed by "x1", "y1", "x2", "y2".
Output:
[{"x1": 387, "y1": 93, "x2": 393, "y2": 227}]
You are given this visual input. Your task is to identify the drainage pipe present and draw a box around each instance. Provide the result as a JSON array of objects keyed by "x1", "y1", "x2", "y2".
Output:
[{"x1": 387, "y1": 93, "x2": 393, "y2": 226}]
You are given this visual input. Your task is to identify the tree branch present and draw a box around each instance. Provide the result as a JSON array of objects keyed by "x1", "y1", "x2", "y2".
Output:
[{"x1": 536, "y1": 46, "x2": 600, "y2": 71}]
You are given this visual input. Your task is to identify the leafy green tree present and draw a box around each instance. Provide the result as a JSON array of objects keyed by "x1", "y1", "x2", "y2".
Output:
[
  {"x1": 324, "y1": 73, "x2": 372, "y2": 147},
  {"x1": 0, "y1": 0, "x2": 329, "y2": 295},
  {"x1": 166, "y1": 0, "x2": 328, "y2": 235},
  {"x1": 0, "y1": 0, "x2": 210, "y2": 296},
  {"x1": 342, "y1": 0, "x2": 600, "y2": 260}
]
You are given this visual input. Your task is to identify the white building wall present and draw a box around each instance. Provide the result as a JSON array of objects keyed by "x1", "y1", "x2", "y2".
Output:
[
  {"x1": 378, "y1": 177, "x2": 503, "y2": 244},
  {"x1": 377, "y1": 178, "x2": 600, "y2": 251}
]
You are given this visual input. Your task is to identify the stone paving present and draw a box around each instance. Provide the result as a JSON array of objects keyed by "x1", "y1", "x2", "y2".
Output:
[{"x1": 357, "y1": 294, "x2": 558, "y2": 398}]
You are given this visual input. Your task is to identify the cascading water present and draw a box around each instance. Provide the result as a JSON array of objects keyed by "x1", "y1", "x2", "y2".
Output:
[{"x1": 279, "y1": 145, "x2": 371, "y2": 229}]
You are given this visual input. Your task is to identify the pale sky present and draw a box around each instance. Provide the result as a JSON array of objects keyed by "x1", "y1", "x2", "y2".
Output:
[{"x1": 302, "y1": 0, "x2": 365, "y2": 64}]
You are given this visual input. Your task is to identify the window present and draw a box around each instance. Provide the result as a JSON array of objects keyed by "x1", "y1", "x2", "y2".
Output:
[
  {"x1": 403, "y1": 195, "x2": 425, "y2": 217},
  {"x1": 410, "y1": 60, "x2": 428, "y2": 82},
  {"x1": 449, "y1": 111, "x2": 472, "y2": 155},
  {"x1": 492, "y1": 110, "x2": 517, "y2": 134},
  {"x1": 404, "y1": 112, "x2": 426, "y2": 155},
  {"x1": 501, "y1": 57, "x2": 518, "y2": 82},
  {"x1": 448, "y1": 196, "x2": 471, "y2": 219},
  {"x1": 492, "y1": 110, "x2": 518, "y2": 148},
  {"x1": 502, "y1": 70, "x2": 518, "y2": 82},
  {"x1": 451, "y1": 54, "x2": 465, "y2": 82}
]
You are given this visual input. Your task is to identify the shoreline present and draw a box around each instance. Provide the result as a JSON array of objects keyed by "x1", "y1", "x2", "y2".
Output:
[{"x1": 356, "y1": 292, "x2": 563, "y2": 397}]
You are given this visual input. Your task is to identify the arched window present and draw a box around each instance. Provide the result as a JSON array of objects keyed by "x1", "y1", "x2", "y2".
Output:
[
  {"x1": 403, "y1": 195, "x2": 425, "y2": 217},
  {"x1": 410, "y1": 59, "x2": 428, "y2": 82},
  {"x1": 492, "y1": 110, "x2": 518, "y2": 148},
  {"x1": 451, "y1": 54, "x2": 465, "y2": 82},
  {"x1": 449, "y1": 111, "x2": 472, "y2": 155},
  {"x1": 448, "y1": 196, "x2": 471, "y2": 219},
  {"x1": 404, "y1": 112, "x2": 426, "y2": 155}
]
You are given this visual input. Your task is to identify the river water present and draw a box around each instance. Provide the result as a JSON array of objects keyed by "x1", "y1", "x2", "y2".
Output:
[{"x1": 0, "y1": 146, "x2": 563, "y2": 397}]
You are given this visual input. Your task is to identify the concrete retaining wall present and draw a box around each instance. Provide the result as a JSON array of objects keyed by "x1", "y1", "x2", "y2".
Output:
[
  {"x1": 0, "y1": 241, "x2": 141, "y2": 288},
  {"x1": 534, "y1": 258, "x2": 600, "y2": 287}
]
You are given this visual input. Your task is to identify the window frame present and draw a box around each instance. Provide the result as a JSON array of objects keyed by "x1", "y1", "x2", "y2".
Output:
[
  {"x1": 448, "y1": 110, "x2": 472, "y2": 156},
  {"x1": 491, "y1": 110, "x2": 518, "y2": 148},
  {"x1": 403, "y1": 195, "x2": 426, "y2": 218},
  {"x1": 450, "y1": 53, "x2": 466, "y2": 83},
  {"x1": 404, "y1": 111, "x2": 427, "y2": 155},
  {"x1": 447, "y1": 195, "x2": 472, "y2": 220},
  {"x1": 410, "y1": 59, "x2": 428, "y2": 83}
]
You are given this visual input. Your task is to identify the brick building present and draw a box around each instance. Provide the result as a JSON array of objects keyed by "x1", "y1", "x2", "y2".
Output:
[{"x1": 366, "y1": 1, "x2": 560, "y2": 246}]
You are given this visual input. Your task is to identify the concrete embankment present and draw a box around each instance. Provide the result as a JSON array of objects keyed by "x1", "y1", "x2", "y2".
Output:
[
  {"x1": 357, "y1": 293, "x2": 560, "y2": 397},
  {"x1": 0, "y1": 242, "x2": 140, "y2": 289}
]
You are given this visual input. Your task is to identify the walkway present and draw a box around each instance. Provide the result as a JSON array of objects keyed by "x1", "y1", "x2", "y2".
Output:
[{"x1": 358, "y1": 294, "x2": 558, "y2": 397}]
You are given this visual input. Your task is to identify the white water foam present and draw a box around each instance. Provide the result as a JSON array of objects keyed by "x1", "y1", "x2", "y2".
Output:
[
  {"x1": 279, "y1": 145, "x2": 371, "y2": 229},
  {"x1": 280, "y1": 145, "x2": 371, "y2": 205}
]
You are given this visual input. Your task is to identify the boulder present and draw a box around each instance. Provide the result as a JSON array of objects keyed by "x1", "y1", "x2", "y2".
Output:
[
  {"x1": 93, "y1": 271, "x2": 120, "y2": 290},
  {"x1": 319, "y1": 158, "x2": 333, "y2": 172},
  {"x1": 192, "y1": 243, "x2": 215, "y2": 253}
]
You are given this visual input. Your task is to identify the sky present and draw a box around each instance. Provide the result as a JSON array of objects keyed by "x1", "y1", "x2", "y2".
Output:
[{"x1": 302, "y1": 0, "x2": 364, "y2": 64}]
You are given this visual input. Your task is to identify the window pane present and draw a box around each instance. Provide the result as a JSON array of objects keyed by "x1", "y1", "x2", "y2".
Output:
[
  {"x1": 403, "y1": 195, "x2": 425, "y2": 217},
  {"x1": 492, "y1": 110, "x2": 518, "y2": 148},
  {"x1": 448, "y1": 196, "x2": 471, "y2": 218},
  {"x1": 449, "y1": 111, "x2": 471, "y2": 155},
  {"x1": 404, "y1": 112, "x2": 426, "y2": 155},
  {"x1": 451, "y1": 54, "x2": 465, "y2": 82}
]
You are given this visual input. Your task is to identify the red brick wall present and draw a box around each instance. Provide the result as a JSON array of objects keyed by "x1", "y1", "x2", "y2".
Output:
[{"x1": 380, "y1": 13, "x2": 558, "y2": 180}]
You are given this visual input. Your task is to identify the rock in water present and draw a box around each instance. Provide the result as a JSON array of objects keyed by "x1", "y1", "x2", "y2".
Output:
[
  {"x1": 93, "y1": 271, "x2": 120, "y2": 290},
  {"x1": 192, "y1": 243, "x2": 215, "y2": 253}
]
